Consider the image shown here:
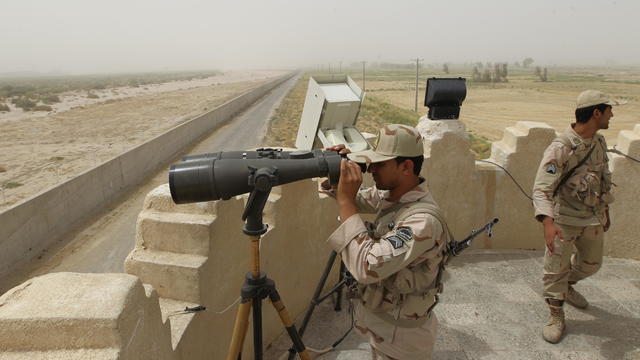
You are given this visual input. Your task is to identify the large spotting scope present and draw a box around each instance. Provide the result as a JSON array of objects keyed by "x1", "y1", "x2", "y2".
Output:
[{"x1": 169, "y1": 148, "x2": 342, "y2": 204}]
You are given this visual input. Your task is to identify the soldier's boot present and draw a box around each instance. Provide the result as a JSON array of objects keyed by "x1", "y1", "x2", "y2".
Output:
[
  {"x1": 542, "y1": 299, "x2": 565, "y2": 344},
  {"x1": 566, "y1": 285, "x2": 588, "y2": 309}
]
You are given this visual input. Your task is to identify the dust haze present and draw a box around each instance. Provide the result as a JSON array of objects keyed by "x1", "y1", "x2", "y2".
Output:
[{"x1": 1, "y1": 0, "x2": 640, "y2": 75}]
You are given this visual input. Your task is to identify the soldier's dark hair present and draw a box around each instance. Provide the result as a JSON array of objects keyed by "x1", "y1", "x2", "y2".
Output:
[
  {"x1": 575, "y1": 103, "x2": 610, "y2": 123},
  {"x1": 395, "y1": 156, "x2": 424, "y2": 176}
]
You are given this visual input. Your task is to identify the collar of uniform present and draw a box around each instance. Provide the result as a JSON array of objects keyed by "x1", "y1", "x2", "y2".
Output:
[
  {"x1": 379, "y1": 177, "x2": 431, "y2": 209},
  {"x1": 566, "y1": 124, "x2": 593, "y2": 147}
]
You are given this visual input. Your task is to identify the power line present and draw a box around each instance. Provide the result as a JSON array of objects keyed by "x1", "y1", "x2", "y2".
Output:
[
  {"x1": 476, "y1": 159, "x2": 533, "y2": 201},
  {"x1": 362, "y1": 61, "x2": 366, "y2": 92}
]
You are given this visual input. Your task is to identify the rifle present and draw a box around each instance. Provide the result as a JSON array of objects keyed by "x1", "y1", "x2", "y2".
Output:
[{"x1": 447, "y1": 218, "x2": 500, "y2": 256}]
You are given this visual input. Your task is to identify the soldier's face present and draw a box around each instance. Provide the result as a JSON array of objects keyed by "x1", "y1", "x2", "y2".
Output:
[
  {"x1": 595, "y1": 106, "x2": 613, "y2": 129},
  {"x1": 367, "y1": 159, "x2": 400, "y2": 190}
]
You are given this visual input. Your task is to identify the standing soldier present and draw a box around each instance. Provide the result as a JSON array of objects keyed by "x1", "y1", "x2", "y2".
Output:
[
  {"x1": 323, "y1": 124, "x2": 452, "y2": 359},
  {"x1": 533, "y1": 90, "x2": 619, "y2": 343}
]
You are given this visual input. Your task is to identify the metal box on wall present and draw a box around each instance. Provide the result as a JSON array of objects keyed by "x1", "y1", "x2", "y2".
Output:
[{"x1": 295, "y1": 75, "x2": 370, "y2": 151}]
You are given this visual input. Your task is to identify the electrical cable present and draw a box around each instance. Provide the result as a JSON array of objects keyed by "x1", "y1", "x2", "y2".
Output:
[
  {"x1": 476, "y1": 159, "x2": 533, "y2": 201},
  {"x1": 477, "y1": 147, "x2": 639, "y2": 203},
  {"x1": 214, "y1": 297, "x2": 241, "y2": 314},
  {"x1": 302, "y1": 298, "x2": 355, "y2": 356}
]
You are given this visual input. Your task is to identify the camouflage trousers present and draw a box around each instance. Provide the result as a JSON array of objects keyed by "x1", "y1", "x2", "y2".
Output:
[
  {"x1": 355, "y1": 303, "x2": 438, "y2": 360},
  {"x1": 543, "y1": 223, "x2": 604, "y2": 301}
]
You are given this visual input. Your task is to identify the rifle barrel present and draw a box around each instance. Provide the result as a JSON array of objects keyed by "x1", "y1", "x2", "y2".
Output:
[{"x1": 448, "y1": 217, "x2": 500, "y2": 256}]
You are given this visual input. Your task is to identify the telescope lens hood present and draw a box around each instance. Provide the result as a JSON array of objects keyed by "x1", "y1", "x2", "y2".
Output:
[{"x1": 169, "y1": 158, "x2": 218, "y2": 203}]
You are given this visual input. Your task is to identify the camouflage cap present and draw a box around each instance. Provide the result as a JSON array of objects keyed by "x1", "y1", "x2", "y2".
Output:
[
  {"x1": 576, "y1": 90, "x2": 622, "y2": 109},
  {"x1": 347, "y1": 124, "x2": 423, "y2": 164}
]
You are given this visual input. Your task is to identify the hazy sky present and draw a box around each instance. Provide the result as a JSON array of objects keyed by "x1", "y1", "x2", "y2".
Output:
[{"x1": 1, "y1": 0, "x2": 639, "y2": 74}]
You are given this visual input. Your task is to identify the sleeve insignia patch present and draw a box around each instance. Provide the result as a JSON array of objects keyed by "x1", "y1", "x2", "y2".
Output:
[
  {"x1": 546, "y1": 163, "x2": 557, "y2": 174},
  {"x1": 384, "y1": 227, "x2": 413, "y2": 249}
]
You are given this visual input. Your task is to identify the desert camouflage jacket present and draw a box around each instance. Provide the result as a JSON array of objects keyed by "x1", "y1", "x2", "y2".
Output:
[
  {"x1": 532, "y1": 125, "x2": 614, "y2": 226},
  {"x1": 327, "y1": 180, "x2": 447, "y2": 318}
]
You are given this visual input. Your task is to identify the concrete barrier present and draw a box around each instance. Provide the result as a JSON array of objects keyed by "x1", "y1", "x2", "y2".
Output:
[{"x1": 0, "y1": 73, "x2": 295, "y2": 277}]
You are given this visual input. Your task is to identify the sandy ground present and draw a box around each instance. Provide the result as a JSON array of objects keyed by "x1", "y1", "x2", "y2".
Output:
[{"x1": 0, "y1": 70, "x2": 285, "y2": 212}]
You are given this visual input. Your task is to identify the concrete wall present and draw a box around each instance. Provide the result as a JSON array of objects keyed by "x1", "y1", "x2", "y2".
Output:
[
  {"x1": 124, "y1": 178, "x2": 340, "y2": 360},
  {"x1": 419, "y1": 118, "x2": 640, "y2": 256},
  {"x1": 2, "y1": 118, "x2": 639, "y2": 359},
  {"x1": 0, "y1": 73, "x2": 293, "y2": 278},
  {"x1": 608, "y1": 124, "x2": 640, "y2": 258}
]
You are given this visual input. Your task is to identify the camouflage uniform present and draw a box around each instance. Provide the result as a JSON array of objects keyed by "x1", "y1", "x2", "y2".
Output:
[
  {"x1": 327, "y1": 181, "x2": 448, "y2": 359},
  {"x1": 532, "y1": 125, "x2": 614, "y2": 301}
]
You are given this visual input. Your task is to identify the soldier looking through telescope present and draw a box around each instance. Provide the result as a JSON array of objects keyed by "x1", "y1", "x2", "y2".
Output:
[{"x1": 321, "y1": 124, "x2": 453, "y2": 360}]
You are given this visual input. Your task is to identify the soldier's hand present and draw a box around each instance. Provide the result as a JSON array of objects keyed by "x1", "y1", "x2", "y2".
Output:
[
  {"x1": 542, "y1": 217, "x2": 563, "y2": 254},
  {"x1": 326, "y1": 144, "x2": 351, "y2": 155},
  {"x1": 336, "y1": 159, "x2": 362, "y2": 205}
]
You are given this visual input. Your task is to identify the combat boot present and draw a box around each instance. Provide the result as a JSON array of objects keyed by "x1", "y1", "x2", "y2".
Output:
[
  {"x1": 543, "y1": 299, "x2": 565, "y2": 344},
  {"x1": 566, "y1": 285, "x2": 588, "y2": 309}
]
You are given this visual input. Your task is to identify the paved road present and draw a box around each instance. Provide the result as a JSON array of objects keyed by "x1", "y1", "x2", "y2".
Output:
[{"x1": 0, "y1": 73, "x2": 301, "y2": 293}]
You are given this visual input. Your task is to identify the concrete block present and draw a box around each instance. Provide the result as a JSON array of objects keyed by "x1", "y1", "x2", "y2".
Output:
[
  {"x1": 125, "y1": 249, "x2": 207, "y2": 303},
  {"x1": 616, "y1": 125, "x2": 640, "y2": 157},
  {"x1": 136, "y1": 212, "x2": 215, "y2": 256},
  {"x1": 142, "y1": 184, "x2": 218, "y2": 215},
  {"x1": 0, "y1": 349, "x2": 120, "y2": 360},
  {"x1": 0, "y1": 273, "x2": 174, "y2": 360}
]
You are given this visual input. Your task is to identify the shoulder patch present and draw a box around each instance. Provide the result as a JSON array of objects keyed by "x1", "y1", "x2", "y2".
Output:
[
  {"x1": 384, "y1": 227, "x2": 413, "y2": 249},
  {"x1": 546, "y1": 163, "x2": 557, "y2": 174}
]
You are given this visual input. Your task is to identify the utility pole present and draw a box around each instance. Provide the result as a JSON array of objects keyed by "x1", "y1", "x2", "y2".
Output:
[
  {"x1": 410, "y1": 58, "x2": 423, "y2": 112},
  {"x1": 362, "y1": 61, "x2": 366, "y2": 92}
]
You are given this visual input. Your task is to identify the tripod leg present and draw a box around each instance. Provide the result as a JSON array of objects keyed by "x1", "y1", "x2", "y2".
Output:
[
  {"x1": 270, "y1": 290, "x2": 312, "y2": 360},
  {"x1": 300, "y1": 251, "x2": 337, "y2": 335},
  {"x1": 286, "y1": 251, "x2": 338, "y2": 360},
  {"x1": 226, "y1": 300, "x2": 252, "y2": 360},
  {"x1": 253, "y1": 296, "x2": 264, "y2": 360}
]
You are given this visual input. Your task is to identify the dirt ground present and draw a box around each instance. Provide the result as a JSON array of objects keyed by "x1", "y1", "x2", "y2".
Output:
[
  {"x1": 374, "y1": 84, "x2": 640, "y2": 145},
  {"x1": 0, "y1": 70, "x2": 285, "y2": 212},
  {"x1": 359, "y1": 67, "x2": 640, "y2": 145}
]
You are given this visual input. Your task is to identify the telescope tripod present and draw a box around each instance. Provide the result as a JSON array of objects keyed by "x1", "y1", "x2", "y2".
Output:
[{"x1": 226, "y1": 168, "x2": 311, "y2": 360}]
